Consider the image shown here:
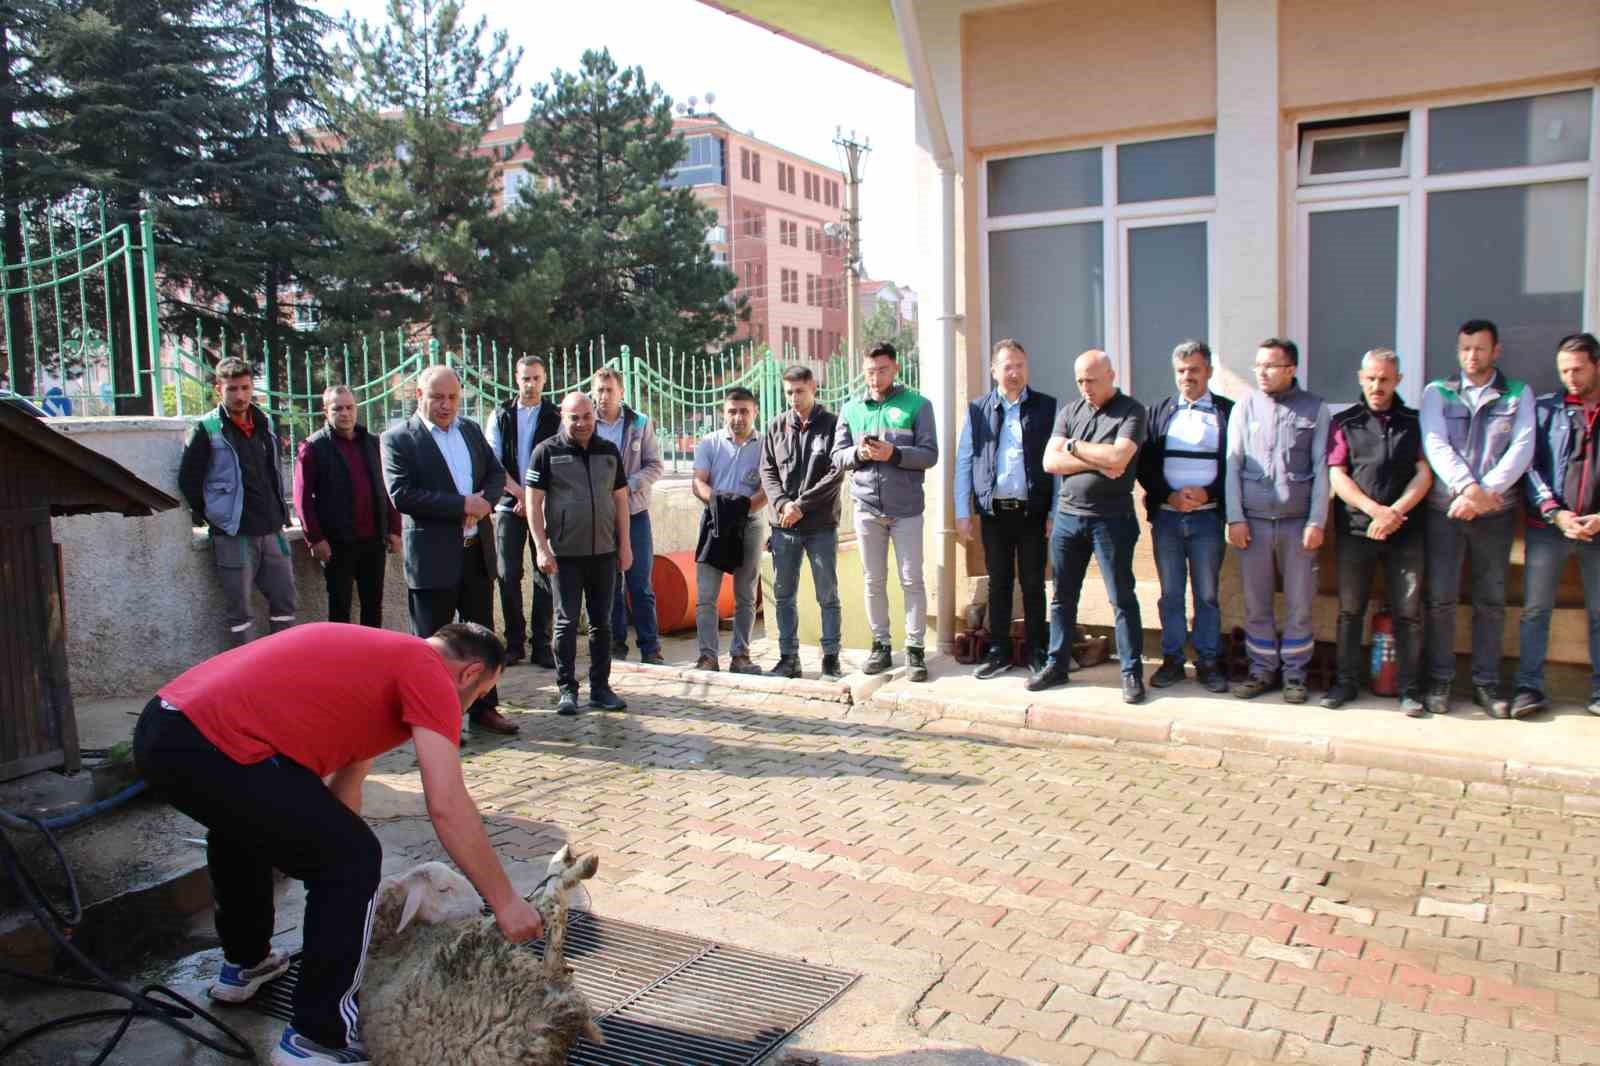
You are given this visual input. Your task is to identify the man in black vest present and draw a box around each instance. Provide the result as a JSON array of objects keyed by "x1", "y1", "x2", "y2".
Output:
[
  {"x1": 486, "y1": 356, "x2": 561, "y2": 666},
  {"x1": 954, "y1": 339, "x2": 1057, "y2": 678},
  {"x1": 1323, "y1": 348, "x2": 1432, "y2": 715},
  {"x1": 293, "y1": 385, "x2": 401, "y2": 627}
]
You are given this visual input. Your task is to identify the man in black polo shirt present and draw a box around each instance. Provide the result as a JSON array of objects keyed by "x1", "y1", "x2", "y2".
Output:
[
  {"x1": 1324, "y1": 349, "x2": 1432, "y2": 715},
  {"x1": 526, "y1": 392, "x2": 633, "y2": 717},
  {"x1": 1032, "y1": 350, "x2": 1148, "y2": 703}
]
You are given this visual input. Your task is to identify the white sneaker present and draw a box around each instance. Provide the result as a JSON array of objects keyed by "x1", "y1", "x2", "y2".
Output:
[
  {"x1": 270, "y1": 1026, "x2": 370, "y2": 1064},
  {"x1": 207, "y1": 949, "x2": 291, "y2": 1003}
]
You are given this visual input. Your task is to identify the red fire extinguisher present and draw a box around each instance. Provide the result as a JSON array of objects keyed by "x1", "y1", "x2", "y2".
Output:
[{"x1": 1369, "y1": 611, "x2": 1398, "y2": 697}]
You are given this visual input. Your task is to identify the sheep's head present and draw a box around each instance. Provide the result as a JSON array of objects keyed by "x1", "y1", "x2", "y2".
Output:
[
  {"x1": 528, "y1": 844, "x2": 600, "y2": 911},
  {"x1": 386, "y1": 861, "x2": 484, "y2": 936}
]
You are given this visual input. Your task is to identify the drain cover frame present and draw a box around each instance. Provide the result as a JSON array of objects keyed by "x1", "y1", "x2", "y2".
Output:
[{"x1": 245, "y1": 911, "x2": 858, "y2": 1065}]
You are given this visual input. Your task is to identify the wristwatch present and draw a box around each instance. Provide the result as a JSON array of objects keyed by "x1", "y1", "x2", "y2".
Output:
[{"x1": 1065, "y1": 438, "x2": 1077, "y2": 455}]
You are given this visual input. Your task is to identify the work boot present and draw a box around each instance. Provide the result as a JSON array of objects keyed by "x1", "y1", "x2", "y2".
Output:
[
  {"x1": 1233, "y1": 673, "x2": 1277, "y2": 700},
  {"x1": 1422, "y1": 682, "x2": 1452, "y2": 716},
  {"x1": 1195, "y1": 659, "x2": 1229, "y2": 694},
  {"x1": 1472, "y1": 682, "x2": 1503, "y2": 712},
  {"x1": 1282, "y1": 677, "x2": 1309, "y2": 704},
  {"x1": 1026, "y1": 662, "x2": 1070, "y2": 692},
  {"x1": 1321, "y1": 682, "x2": 1358, "y2": 709},
  {"x1": 589, "y1": 687, "x2": 627, "y2": 712},
  {"x1": 729, "y1": 655, "x2": 762, "y2": 675},
  {"x1": 640, "y1": 651, "x2": 666, "y2": 666},
  {"x1": 973, "y1": 649, "x2": 1011, "y2": 680},
  {"x1": 766, "y1": 655, "x2": 801, "y2": 679},
  {"x1": 820, "y1": 653, "x2": 844, "y2": 679},
  {"x1": 611, "y1": 640, "x2": 628, "y2": 662},
  {"x1": 1149, "y1": 656, "x2": 1186, "y2": 688},
  {"x1": 906, "y1": 646, "x2": 929, "y2": 683},
  {"x1": 694, "y1": 655, "x2": 719, "y2": 671},
  {"x1": 1493, "y1": 688, "x2": 1547, "y2": 720},
  {"x1": 556, "y1": 690, "x2": 579, "y2": 717},
  {"x1": 1121, "y1": 672, "x2": 1146, "y2": 705},
  {"x1": 863, "y1": 642, "x2": 892, "y2": 675}
]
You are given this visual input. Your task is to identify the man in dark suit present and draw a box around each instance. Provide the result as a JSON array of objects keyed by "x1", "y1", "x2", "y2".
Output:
[{"x1": 381, "y1": 365, "x2": 520, "y2": 735}]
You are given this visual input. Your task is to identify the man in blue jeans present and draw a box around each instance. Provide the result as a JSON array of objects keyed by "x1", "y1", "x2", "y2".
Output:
[
  {"x1": 1137, "y1": 340, "x2": 1233, "y2": 693},
  {"x1": 1032, "y1": 350, "x2": 1148, "y2": 704},
  {"x1": 1503, "y1": 332, "x2": 1600, "y2": 719},
  {"x1": 759, "y1": 364, "x2": 844, "y2": 679},
  {"x1": 593, "y1": 368, "x2": 665, "y2": 665}
]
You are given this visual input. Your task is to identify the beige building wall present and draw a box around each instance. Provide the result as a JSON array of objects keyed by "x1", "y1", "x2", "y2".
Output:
[{"x1": 1280, "y1": 0, "x2": 1600, "y2": 113}]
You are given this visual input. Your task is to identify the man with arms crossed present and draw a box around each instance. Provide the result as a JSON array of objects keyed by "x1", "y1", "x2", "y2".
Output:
[
  {"x1": 1137, "y1": 340, "x2": 1233, "y2": 693},
  {"x1": 954, "y1": 339, "x2": 1056, "y2": 679},
  {"x1": 133, "y1": 622, "x2": 542, "y2": 1066},
  {"x1": 1503, "y1": 332, "x2": 1600, "y2": 719},
  {"x1": 1033, "y1": 350, "x2": 1147, "y2": 703},
  {"x1": 526, "y1": 392, "x2": 632, "y2": 716},
  {"x1": 760, "y1": 364, "x2": 845, "y2": 679},
  {"x1": 1322, "y1": 349, "x2": 1431, "y2": 715},
  {"x1": 1418, "y1": 319, "x2": 1535, "y2": 715}
]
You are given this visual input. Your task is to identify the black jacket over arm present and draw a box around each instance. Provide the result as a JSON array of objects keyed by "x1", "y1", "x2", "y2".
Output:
[{"x1": 1135, "y1": 394, "x2": 1234, "y2": 522}]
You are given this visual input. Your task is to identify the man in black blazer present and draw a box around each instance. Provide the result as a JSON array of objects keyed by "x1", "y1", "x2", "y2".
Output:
[
  {"x1": 381, "y1": 365, "x2": 519, "y2": 735},
  {"x1": 1135, "y1": 339, "x2": 1234, "y2": 693}
]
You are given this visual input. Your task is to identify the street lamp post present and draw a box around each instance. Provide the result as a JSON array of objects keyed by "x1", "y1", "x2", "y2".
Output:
[{"x1": 831, "y1": 128, "x2": 869, "y2": 363}]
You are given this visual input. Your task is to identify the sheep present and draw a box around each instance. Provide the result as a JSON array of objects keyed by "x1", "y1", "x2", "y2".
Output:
[{"x1": 357, "y1": 845, "x2": 603, "y2": 1066}]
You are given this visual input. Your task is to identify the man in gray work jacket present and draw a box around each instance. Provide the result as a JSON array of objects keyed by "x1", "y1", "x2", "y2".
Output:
[
  {"x1": 1224, "y1": 338, "x2": 1330, "y2": 705},
  {"x1": 592, "y1": 367, "x2": 665, "y2": 665}
]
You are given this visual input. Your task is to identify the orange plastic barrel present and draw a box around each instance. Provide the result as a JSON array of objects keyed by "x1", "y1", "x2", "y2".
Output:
[{"x1": 650, "y1": 550, "x2": 734, "y2": 633}]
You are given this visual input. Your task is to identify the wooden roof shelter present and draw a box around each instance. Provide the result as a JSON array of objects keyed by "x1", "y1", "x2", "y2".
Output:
[{"x1": 0, "y1": 404, "x2": 178, "y2": 781}]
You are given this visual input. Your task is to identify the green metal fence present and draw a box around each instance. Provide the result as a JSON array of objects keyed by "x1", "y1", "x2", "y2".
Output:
[
  {"x1": 0, "y1": 194, "x2": 160, "y2": 415},
  {"x1": 162, "y1": 329, "x2": 919, "y2": 475}
]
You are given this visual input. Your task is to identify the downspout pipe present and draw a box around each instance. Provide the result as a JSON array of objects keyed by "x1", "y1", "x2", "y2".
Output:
[{"x1": 891, "y1": 0, "x2": 961, "y2": 652}]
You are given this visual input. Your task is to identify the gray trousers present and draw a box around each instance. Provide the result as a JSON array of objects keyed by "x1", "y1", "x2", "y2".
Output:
[
  {"x1": 1423, "y1": 506, "x2": 1516, "y2": 687},
  {"x1": 213, "y1": 531, "x2": 296, "y2": 645},
  {"x1": 1239, "y1": 516, "x2": 1318, "y2": 681},
  {"x1": 854, "y1": 511, "x2": 927, "y2": 648},
  {"x1": 697, "y1": 515, "x2": 763, "y2": 660}
]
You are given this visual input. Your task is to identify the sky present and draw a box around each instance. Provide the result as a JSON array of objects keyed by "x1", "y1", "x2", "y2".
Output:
[{"x1": 312, "y1": 0, "x2": 921, "y2": 289}]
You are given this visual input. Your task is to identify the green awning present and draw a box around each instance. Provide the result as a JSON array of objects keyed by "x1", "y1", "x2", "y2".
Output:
[{"x1": 694, "y1": 1, "x2": 909, "y2": 86}]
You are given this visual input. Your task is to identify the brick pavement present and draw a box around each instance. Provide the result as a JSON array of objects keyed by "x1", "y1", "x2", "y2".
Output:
[{"x1": 359, "y1": 666, "x2": 1600, "y2": 1065}]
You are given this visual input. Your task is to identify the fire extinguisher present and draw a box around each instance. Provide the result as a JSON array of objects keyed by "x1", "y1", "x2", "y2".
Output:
[{"x1": 1369, "y1": 611, "x2": 1398, "y2": 697}]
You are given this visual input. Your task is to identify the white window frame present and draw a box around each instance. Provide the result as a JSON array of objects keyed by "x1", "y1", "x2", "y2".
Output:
[
  {"x1": 1117, "y1": 213, "x2": 1219, "y2": 395},
  {"x1": 979, "y1": 130, "x2": 1218, "y2": 392},
  {"x1": 1290, "y1": 84, "x2": 1598, "y2": 403},
  {"x1": 1298, "y1": 121, "x2": 1410, "y2": 186}
]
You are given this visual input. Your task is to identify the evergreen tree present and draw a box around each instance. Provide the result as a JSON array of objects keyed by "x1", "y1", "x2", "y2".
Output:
[
  {"x1": 0, "y1": 0, "x2": 54, "y2": 394},
  {"x1": 309, "y1": 0, "x2": 550, "y2": 354},
  {"x1": 516, "y1": 48, "x2": 742, "y2": 357}
]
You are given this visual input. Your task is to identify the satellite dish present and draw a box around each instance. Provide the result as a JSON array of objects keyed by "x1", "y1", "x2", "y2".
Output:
[
  {"x1": 675, "y1": 102, "x2": 687, "y2": 115},
  {"x1": 687, "y1": 96, "x2": 699, "y2": 111},
  {"x1": 704, "y1": 92, "x2": 717, "y2": 107}
]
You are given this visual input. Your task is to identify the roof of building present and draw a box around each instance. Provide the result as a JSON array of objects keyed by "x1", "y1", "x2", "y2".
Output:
[
  {"x1": 0, "y1": 404, "x2": 180, "y2": 517},
  {"x1": 671, "y1": 114, "x2": 845, "y2": 178},
  {"x1": 691, "y1": 1, "x2": 908, "y2": 86}
]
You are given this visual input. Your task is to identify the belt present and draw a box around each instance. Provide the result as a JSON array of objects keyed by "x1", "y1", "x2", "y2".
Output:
[
  {"x1": 463, "y1": 535, "x2": 481, "y2": 547},
  {"x1": 990, "y1": 498, "x2": 1026, "y2": 512}
]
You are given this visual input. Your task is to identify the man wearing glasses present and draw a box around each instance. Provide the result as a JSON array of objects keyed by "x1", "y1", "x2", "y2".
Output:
[{"x1": 1224, "y1": 338, "x2": 1330, "y2": 704}]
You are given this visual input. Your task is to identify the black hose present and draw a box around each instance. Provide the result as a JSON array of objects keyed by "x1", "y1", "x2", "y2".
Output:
[{"x1": 0, "y1": 806, "x2": 257, "y2": 1064}]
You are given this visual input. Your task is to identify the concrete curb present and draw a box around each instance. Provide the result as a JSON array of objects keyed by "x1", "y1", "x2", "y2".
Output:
[
  {"x1": 609, "y1": 659, "x2": 853, "y2": 704},
  {"x1": 859, "y1": 688, "x2": 1600, "y2": 815}
]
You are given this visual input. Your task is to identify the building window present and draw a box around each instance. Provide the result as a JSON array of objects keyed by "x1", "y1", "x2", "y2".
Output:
[
  {"x1": 1292, "y1": 88, "x2": 1595, "y2": 400},
  {"x1": 751, "y1": 152, "x2": 761, "y2": 183},
  {"x1": 740, "y1": 147, "x2": 751, "y2": 180},
  {"x1": 804, "y1": 226, "x2": 815, "y2": 252},
  {"x1": 780, "y1": 268, "x2": 797, "y2": 303},
  {"x1": 983, "y1": 133, "x2": 1216, "y2": 404},
  {"x1": 667, "y1": 133, "x2": 725, "y2": 187},
  {"x1": 502, "y1": 168, "x2": 531, "y2": 206},
  {"x1": 777, "y1": 162, "x2": 795, "y2": 194},
  {"x1": 805, "y1": 274, "x2": 816, "y2": 306},
  {"x1": 293, "y1": 299, "x2": 320, "y2": 332}
]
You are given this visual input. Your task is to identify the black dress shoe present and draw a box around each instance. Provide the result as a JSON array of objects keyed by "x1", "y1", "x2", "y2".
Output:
[
  {"x1": 1321, "y1": 682, "x2": 1358, "y2": 709},
  {"x1": 505, "y1": 647, "x2": 526, "y2": 666},
  {"x1": 973, "y1": 652, "x2": 1011, "y2": 680},
  {"x1": 471, "y1": 707, "x2": 521, "y2": 734},
  {"x1": 1149, "y1": 656, "x2": 1186, "y2": 688},
  {"x1": 529, "y1": 649, "x2": 557, "y2": 669},
  {"x1": 1122, "y1": 672, "x2": 1145, "y2": 705},
  {"x1": 820, "y1": 654, "x2": 844, "y2": 679},
  {"x1": 640, "y1": 651, "x2": 666, "y2": 666},
  {"x1": 767, "y1": 656, "x2": 801, "y2": 679},
  {"x1": 611, "y1": 640, "x2": 628, "y2": 661},
  {"x1": 1195, "y1": 659, "x2": 1230, "y2": 694},
  {"x1": 1472, "y1": 682, "x2": 1503, "y2": 711},
  {"x1": 1025, "y1": 663, "x2": 1070, "y2": 692},
  {"x1": 589, "y1": 687, "x2": 627, "y2": 711}
]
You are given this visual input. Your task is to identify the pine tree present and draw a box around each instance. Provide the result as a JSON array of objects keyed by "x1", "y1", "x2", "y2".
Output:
[
  {"x1": 515, "y1": 48, "x2": 742, "y2": 357},
  {"x1": 309, "y1": 0, "x2": 547, "y2": 353},
  {"x1": 0, "y1": 0, "x2": 54, "y2": 394}
]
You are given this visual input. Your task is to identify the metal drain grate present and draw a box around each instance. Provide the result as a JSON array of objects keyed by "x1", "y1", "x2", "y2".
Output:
[{"x1": 245, "y1": 911, "x2": 857, "y2": 1065}]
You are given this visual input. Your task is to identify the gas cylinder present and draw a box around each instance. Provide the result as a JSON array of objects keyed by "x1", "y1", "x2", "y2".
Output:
[{"x1": 1369, "y1": 611, "x2": 1398, "y2": 697}]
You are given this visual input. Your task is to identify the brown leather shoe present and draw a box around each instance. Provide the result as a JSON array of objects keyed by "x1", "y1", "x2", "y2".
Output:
[{"x1": 470, "y1": 707, "x2": 520, "y2": 735}]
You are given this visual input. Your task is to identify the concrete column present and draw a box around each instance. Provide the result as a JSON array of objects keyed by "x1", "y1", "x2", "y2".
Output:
[{"x1": 1213, "y1": 0, "x2": 1281, "y2": 390}]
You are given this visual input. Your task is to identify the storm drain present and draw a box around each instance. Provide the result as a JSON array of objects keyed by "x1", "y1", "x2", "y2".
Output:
[{"x1": 246, "y1": 910, "x2": 858, "y2": 1064}]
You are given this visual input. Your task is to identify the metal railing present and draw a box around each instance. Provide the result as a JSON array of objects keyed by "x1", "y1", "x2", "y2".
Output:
[
  {"x1": 160, "y1": 330, "x2": 920, "y2": 475},
  {"x1": 0, "y1": 193, "x2": 160, "y2": 414}
]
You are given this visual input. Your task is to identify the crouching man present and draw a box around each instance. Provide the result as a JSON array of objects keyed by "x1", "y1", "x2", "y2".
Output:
[{"x1": 133, "y1": 622, "x2": 543, "y2": 1066}]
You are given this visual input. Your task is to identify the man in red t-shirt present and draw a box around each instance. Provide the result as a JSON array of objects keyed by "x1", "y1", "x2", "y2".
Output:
[{"x1": 133, "y1": 622, "x2": 542, "y2": 1066}]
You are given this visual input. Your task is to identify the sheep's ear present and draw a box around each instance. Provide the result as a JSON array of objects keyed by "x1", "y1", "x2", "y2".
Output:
[
  {"x1": 574, "y1": 853, "x2": 599, "y2": 882},
  {"x1": 396, "y1": 881, "x2": 425, "y2": 934},
  {"x1": 548, "y1": 845, "x2": 572, "y2": 874}
]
